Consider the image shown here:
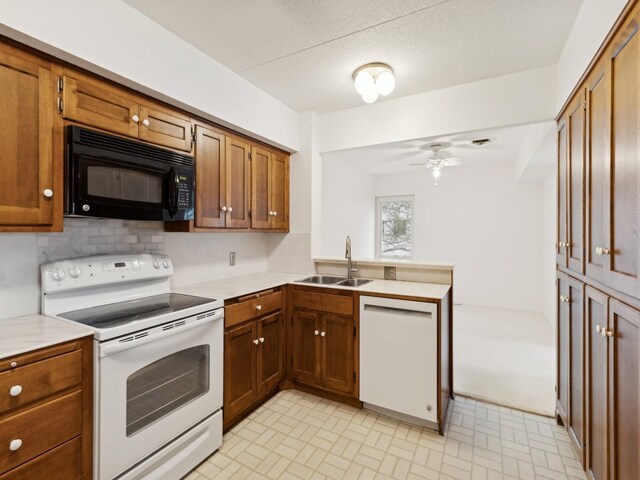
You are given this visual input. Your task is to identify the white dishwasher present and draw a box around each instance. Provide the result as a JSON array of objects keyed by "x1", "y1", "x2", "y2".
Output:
[{"x1": 360, "y1": 295, "x2": 438, "y2": 426}]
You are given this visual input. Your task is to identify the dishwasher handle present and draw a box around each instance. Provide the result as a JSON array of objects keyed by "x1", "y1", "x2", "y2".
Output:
[{"x1": 363, "y1": 304, "x2": 432, "y2": 318}]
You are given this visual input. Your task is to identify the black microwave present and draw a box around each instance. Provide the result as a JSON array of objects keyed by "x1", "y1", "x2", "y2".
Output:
[{"x1": 65, "y1": 126, "x2": 194, "y2": 221}]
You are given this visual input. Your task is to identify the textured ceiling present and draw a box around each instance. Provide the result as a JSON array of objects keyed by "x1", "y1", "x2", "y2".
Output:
[
  {"x1": 124, "y1": 0, "x2": 582, "y2": 113},
  {"x1": 322, "y1": 124, "x2": 532, "y2": 175}
]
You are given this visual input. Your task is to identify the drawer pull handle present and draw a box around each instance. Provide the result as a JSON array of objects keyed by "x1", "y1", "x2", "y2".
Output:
[
  {"x1": 256, "y1": 305, "x2": 262, "y2": 311},
  {"x1": 9, "y1": 385, "x2": 22, "y2": 397},
  {"x1": 9, "y1": 439, "x2": 22, "y2": 451}
]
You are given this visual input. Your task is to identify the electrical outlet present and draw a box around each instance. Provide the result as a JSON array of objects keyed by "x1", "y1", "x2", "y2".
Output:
[
  {"x1": 229, "y1": 252, "x2": 236, "y2": 266},
  {"x1": 384, "y1": 266, "x2": 396, "y2": 280}
]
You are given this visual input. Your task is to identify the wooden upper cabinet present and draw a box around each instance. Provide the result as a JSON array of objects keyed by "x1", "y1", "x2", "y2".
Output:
[
  {"x1": 251, "y1": 146, "x2": 272, "y2": 229},
  {"x1": 225, "y1": 137, "x2": 251, "y2": 228},
  {"x1": 62, "y1": 72, "x2": 192, "y2": 152},
  {"x1": 0, "y1": 44, "x2": 58, "y2": 230},
  {"x1": 138, "y1": 104, "x2": 192, "y2": 152},
  {"x1": 194, "y1": 125, "x2": 226, "y2": 228},
  {"x1": 567, "y1": 93, "x2": 586, "y2": 274},
  {"x1": 557, "y1": 118, "x2": 568, "y2": 266},
  {"x1": 271, "y1": 152, "x2": 289, "y2": 230},
  {"x1": 250, "y1": 146, "x2": 290, "y2": 230},
  {"x1": 606, "y1": 17, "x2": 640, "y2": 298},
  {"x1": 585, "y1": 63, "x2": 610, "y2": 284}
]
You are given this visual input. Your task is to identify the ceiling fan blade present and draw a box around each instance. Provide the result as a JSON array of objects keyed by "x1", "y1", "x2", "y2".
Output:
[{"x1": 409, "y1": 162, "x2": 428, "y2": 166}]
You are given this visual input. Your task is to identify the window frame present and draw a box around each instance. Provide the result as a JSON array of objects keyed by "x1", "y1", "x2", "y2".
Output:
[{"x1": 375, "y1": 195, "x2": 415, "y2": 260}]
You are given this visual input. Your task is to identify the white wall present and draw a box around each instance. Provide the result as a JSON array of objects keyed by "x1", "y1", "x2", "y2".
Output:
[
  {"x1": 542, "y1": 175, "x2": 557, "y2": 330},
  {"x1": 556, "y1": 0, "x2": 628, "y2": 111},
  {"x1": 372, "y1": 163, "x2": 545, "y2": 312},
  {"x1": 0, "y1": 0, "x2": 298, "y2": 151},
  {"x1": 321, "y1": 154, "x2": 375, "y2": 259}
]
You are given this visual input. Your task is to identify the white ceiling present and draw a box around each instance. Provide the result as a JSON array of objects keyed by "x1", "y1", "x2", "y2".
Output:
[
  {"x1": 123, "y1": 0, "x2": 582, "y2": 113},
  {"x1": 322, "y1": 124, "x2": 532, "y2": 175}
]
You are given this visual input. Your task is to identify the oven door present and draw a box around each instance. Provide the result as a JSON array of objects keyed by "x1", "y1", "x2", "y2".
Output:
[{"x1": 95, "y1": 310, "x2": 223, "y2": 480}]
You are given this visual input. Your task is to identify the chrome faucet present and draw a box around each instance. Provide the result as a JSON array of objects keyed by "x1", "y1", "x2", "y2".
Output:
[{"x1": 345, "y1": 235, "x2": 357, "y2": 279}]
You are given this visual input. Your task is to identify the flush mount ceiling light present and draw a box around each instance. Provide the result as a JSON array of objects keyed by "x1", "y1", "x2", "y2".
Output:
[{"x1": 352, "y1": 63, "x2": 395, "y2": 104}]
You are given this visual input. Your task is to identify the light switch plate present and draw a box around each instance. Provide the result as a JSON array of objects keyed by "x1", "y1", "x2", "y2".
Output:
[{"x1": 229, "y1": 252, "x2": 236, "y2": 266}]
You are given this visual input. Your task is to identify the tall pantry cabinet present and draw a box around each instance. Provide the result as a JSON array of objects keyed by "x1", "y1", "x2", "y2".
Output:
[{"x1": 555, "y1": 2, "x2": 640, "y2": 479}]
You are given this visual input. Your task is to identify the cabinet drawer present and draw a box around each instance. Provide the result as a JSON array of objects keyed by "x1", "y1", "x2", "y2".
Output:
[
  {"x1": 225, "y1": 291, "x2": 282, "y2": 329},
  {"x1": 0, "y1": 437, "x2": 82, "y2": 480},
  {"x1": 0, "y1": 351, "x2": 82, "y2": 414},
  {"x1": 0, "y1": 390, "x2": 82, "y2": 473},
  {"x1": 293, "y1": 291, "x2": 354, "y2": 316}
]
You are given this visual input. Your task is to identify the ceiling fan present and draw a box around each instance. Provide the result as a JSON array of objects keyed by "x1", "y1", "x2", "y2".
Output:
[{"x1": 410, "y1": 143, "x2": 462, "y2": 185}]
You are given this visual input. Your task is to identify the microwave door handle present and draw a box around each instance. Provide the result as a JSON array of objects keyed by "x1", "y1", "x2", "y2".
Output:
[{"x1": 168, "y1": 167, "x2": 180, "y2": 217}]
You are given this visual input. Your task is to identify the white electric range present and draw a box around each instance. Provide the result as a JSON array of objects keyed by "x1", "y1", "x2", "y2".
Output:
[{"x1": 41, "y1": 254, "x2": 224, "y2": 480}]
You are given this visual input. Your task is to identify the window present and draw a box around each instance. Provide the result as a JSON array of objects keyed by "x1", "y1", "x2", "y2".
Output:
[{"x1": 376, "y1": 196, "x2": 414, "y2": 260}]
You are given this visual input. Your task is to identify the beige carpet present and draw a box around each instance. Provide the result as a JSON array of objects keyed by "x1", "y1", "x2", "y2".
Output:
[{"x1": 453, "y1": 304, "x2": 556, "y2": 417}]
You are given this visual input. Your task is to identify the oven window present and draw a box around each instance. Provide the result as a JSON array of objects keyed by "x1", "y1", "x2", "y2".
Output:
[
  {"x1": 126, "y1": 345, "x2": 210, "y2": 436},
  {"x1": 87, "y1": 165, "x2": 163, "y2": 203}
]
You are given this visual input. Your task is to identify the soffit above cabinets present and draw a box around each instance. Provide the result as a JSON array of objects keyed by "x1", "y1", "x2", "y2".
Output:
[{"x1": 124, "y1": 0, "x2": 582, "y2": 113}]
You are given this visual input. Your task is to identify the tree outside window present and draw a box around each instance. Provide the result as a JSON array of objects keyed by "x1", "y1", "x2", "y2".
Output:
[{"x1": 376, "y1": 196, "x2": 414, "y2": 260}]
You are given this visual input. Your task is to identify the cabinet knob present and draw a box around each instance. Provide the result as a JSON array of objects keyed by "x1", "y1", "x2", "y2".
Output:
[
  {"x1": 9, "y1": 385, "x2": 22, "y2": 397},
  {"x1": 273, "y1": 211, "x2": 277, "y2": 216},
  {"x1": 256, "y1": 305, "x2": 262, "y2": 311},
  {"x1": 321, "y1": 331, "x2": 326, "y2": 337},
  {"x1": 268, "y1": 211, "x2": 273, "y2": 216},
  {"x1": 228, "y1": 207, "x2": 233, "y2": 213},
  {"x1": 9, "y1": 439, "x2": 22, "y2": 451},
  {"x1": 132, "y1": 115, "x2": 140, "y2": 123},
  {"x1": 253, "y1": 339, "x2": 259, "y2": 345},
  {"x1": 595, "y1": 247, "x2": 610, "y2": 256},
  {"x1": 606, "y1": 329, "x2": 614, "y2": 338},
  {"x1": 596, "y1": 325, "x2": 602, "y2": 333},
  {"x1": 560, "y1": 295, "x2": 569, "y2": 303},
  {"x1": 10, "y1": 362, "x2": 17, "y2": 368},
  {"x1": 142, "y1": 118, "x2": 150, "y2": 126},
  {"x1": 221, "y1": 206, "x2": 227, "y2": 212},
  {"x1": 43, "y1": 189, "x2": 53, "y2": 198},
  {"x1": 314, "y1": 330, "x2": 319, "y2": 336},
  {"x1": 259, "y1": 337, "x2": 265, "y2": 343},
  {"x1": 565, "y1": 242, "x2": 570, "y2": 248},
  {"x1": 558, "y1": 242, "x2": 564, "y2": 248}
]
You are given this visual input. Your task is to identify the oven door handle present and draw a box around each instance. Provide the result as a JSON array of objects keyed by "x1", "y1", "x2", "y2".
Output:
[{"x1": 99, "y1": 310, "x2": 223, "y2": 358}]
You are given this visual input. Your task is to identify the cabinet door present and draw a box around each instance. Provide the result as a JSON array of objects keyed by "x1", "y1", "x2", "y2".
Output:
[
  {"x1": 138, "y1": 104, "x2": 192, "y2": 152},
  {"x1": 567, "y1": 94, "x2": 586, "y2": 274},
  {"x1": 585, "y1": 286, "x2": 609, "y2": 480},
  {"x1": 224, "y1": 322, "x2": 257, "y2": 421},
  {"x1": 585, "y1": 64, "x2": 610, "y2": 283},
  {"x1": 608, "y1": 299, "x2": 640, "y2": 480},
  {"x1": 321, "y1": 314, "x2": 354, "y2": 394},
  {"x1": 225, "y1": 137, "x2": 251, "y2": 228},
  {"x1": 557, "y1": 118, "x2": 569, "y2": 266},
  {"x1": 567, "y1": 276, "x2": 585, "y2": 464},
  {"x1": 62, "y1": 74, "x2": 138, "y2": 138},
  {"x1": 257, "y1": 312, "x2": 283, "y2": 395},
  {"x1": 557, "y1": 274, "x2": 570, "y2": 424},
  {"x1": 271, "y1": 152, "x2": 289, "y2": 230},
  {"x1": 250, "y1": 146, "x2": 272, "y2": 229},
  {"x1": 292, "y1": 310, "x2": 320, "y2": 386},
  {"x1": 0, "y1": 46, "x2": 55, "y2": 227},
  {"x1": 608, "y1": 18, "x2": 640, "y2": 298},
  {"x1": 194, "y1": 126, "x2": 226, "y2": 228}
]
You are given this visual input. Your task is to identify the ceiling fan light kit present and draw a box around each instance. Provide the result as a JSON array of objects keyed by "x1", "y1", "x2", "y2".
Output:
[
  {"x1": 409, "y1": 143, "x2": 462, "y2": 186},
  {"x1": 353, "y1": 63, "x2": 395, "y2": 104}
]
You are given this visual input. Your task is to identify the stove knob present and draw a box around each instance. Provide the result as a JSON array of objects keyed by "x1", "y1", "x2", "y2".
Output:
[
  {"x1": 69, "y1": 266, "x2": 82, "y2": 279},
  {"x1": 153, "y1": 260, "x2": 160, "y2": 269},
  {"x1": 162, "y1": 259, "x2": 170, "y2": 269},
  {"x1": 52, "y1": 269, "x2": 66, "y2": 281}
]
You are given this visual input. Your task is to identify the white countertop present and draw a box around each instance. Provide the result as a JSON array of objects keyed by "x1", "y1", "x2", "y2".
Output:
[
  {"x1": 174, "y1": 271, "x2": 451, "y2": 301},
  {"x1": 0, "y1": 315, "x2": 93, "y2": 360}
]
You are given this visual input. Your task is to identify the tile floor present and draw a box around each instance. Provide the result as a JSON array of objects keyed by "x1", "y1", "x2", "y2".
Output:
[{"x1": 184, "y1": 390, "x2": 586, "y2": 480}]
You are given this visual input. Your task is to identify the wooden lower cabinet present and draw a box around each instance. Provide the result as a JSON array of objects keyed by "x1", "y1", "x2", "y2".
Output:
[
  {"x1": 223, "y1": 301, "x2": 284, "y2": 430},
  {"x1": 290, "y1": 287, "x2": 357, "y2": 400},
  {"x1": 0, "y1": 337, "x2": 92, "y2": 479}
]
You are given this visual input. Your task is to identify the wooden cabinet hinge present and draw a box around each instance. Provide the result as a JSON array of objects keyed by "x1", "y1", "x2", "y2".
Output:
[
  {"x1": 57, "y1": 97, "x2": 63, "y2": 114},
  {"x1": 57, "y1": 76, "x2": 63, "y2": 93},
  {"x1": 249, "y1": 153, "x2": 252, "y2": 160},
  {"x1": 191, "y1": 127, "x2": 196, "y2": 146}
]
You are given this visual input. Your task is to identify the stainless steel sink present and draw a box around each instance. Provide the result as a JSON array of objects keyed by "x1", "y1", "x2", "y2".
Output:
[
  {"x1": 336, "y1": 278, "x2": 373, "y2": 287},
  {"x1": 296, "y1": 275, "x2": 347, "y2": 285}
]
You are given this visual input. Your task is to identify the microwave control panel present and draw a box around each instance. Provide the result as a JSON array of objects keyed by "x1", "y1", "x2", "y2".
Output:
[{"x1": 177, "y1": 175, "x2": 192, "y2": 208}]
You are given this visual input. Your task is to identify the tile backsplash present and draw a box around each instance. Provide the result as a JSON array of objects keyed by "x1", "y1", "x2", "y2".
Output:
[{"x1": 37, "y1": 218, "x2": 165, "y2": 264}]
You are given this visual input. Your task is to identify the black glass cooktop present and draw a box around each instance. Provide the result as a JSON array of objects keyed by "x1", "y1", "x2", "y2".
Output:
[{"x1": 59, "y1": 293, "x2": 215, "y2": 329}]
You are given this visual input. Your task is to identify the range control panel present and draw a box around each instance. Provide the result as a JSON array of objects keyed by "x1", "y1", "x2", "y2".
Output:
[{"x1": 42, "y1": 254, "x2": 173, "y2": 293}]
